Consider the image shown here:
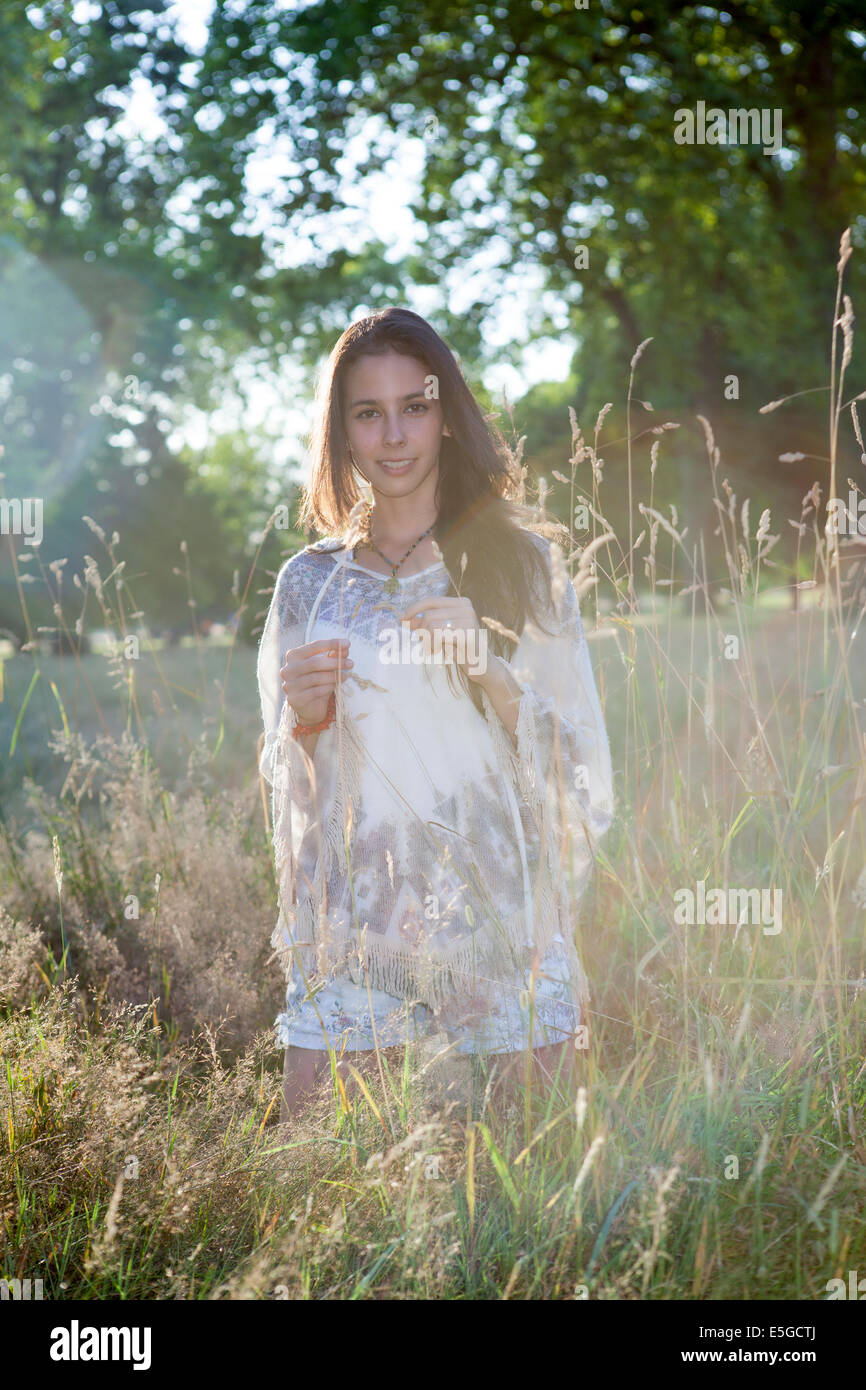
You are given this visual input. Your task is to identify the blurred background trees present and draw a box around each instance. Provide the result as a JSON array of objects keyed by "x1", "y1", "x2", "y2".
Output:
[{"x1": 1, "y1": 0, "x2": 864, "y2": 644}]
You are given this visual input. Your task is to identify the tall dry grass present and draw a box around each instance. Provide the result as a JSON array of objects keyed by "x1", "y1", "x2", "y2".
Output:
[{"x1": 1, "y1": 229, "x2": 865, "y2": 1299}]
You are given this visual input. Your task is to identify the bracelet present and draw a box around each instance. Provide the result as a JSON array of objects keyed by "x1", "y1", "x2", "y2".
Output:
[{"x1": 291, "y1": 690, "x2": 336, "y2": 739}]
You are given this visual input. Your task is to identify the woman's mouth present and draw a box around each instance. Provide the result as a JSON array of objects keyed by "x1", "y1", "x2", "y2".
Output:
[{"x1": 377, "y1": 459, "x2": 414, "y2": 475}]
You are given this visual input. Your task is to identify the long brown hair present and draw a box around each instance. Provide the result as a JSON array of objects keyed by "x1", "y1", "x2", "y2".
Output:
[{"x1": 298, "y1": 307, "x2": 569, "y2": 712}]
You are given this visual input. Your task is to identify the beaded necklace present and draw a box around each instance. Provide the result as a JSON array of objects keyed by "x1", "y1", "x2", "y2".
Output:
[{"x1": 357, "y1": 501, "x2": 436, "y2": 594}]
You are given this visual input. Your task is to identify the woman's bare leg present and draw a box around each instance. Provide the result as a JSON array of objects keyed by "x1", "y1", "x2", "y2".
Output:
[
  {"x1": 485, "y1": 1040, "x2": 579, "y2": 1117},
  {"x1": 280, "y1": 1046, "x2": 329, "y2": 1122},
  {"x1": 280, "y1": 1042, "x2": 405, "y2": 1122},
  {"x1": 280, "y1": 1036, "x2": 579, "y2": 1122}
]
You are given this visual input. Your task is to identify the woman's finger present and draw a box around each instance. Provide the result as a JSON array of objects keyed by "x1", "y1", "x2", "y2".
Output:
[
  {"x1": 300, "y1": 654, "x2": 353, "y2": 673},
  {"x1": 283, "y1": 654, "x2": 353, "y2": 678},
  {"x1": 284, "y1": 671, "x2": 351, "y2": 697},
  {"x1": 293, "y1": 638, "x2": 350, "y2": 657}
]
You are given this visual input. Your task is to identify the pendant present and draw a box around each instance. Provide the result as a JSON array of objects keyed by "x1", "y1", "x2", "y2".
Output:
[{"x1": 384, "y1": 574, "x2": 399, "y2": 594}]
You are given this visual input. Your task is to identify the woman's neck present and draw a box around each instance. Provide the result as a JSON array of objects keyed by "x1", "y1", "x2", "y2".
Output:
[{"x1": 365, "y1": 501, "x2": 438, "y2": 551}]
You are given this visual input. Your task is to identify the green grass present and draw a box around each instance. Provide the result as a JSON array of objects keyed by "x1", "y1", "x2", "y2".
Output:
[
  {"x1": 0, "y1": 639, "x2": 259, "y2": 817},
  {"x1": 2, "y1": 969, "x2": 865, "y2": 1299}
]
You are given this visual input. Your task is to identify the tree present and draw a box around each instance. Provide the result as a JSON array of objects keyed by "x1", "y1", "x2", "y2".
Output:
[{"x1": 181, "y1": 0, "x2": 866, "y2": 407}]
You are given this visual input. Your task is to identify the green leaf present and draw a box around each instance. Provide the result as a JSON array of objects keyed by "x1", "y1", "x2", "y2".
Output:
[
  {"x1": 9, "y1": 669, "x2": 40, "y2": 758},
  {"x1": 476, "y1": 1122, "x2": 520, "y2": 1213}
]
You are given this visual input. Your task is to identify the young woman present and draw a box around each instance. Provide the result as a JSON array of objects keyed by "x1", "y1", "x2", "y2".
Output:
[{"x1": 257, "y1": 307, "x2": 615, "y2": 1120}]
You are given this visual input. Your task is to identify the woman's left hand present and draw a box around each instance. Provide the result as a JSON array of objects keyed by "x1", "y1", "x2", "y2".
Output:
[{"x1": 399, "y1": 596, "x2": 490, "y2": 684}]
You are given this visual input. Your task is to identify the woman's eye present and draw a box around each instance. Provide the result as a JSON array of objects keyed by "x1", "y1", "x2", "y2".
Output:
[{"x1": 354, "y1": 403, "x2": 429, "y2": 420}]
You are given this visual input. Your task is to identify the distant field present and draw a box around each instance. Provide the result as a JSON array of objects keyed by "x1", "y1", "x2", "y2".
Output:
[{"x1": 0, "y1": 639, "x2": 263, "y2": 817}]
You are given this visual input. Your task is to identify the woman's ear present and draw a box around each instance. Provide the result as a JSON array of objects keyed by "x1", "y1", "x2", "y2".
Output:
[{"x1": 442, "y1": 423, "x2": 452, "y2": 437}]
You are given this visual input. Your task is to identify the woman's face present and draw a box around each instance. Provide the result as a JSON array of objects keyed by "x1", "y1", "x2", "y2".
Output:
[{"x1": 342, "y1": 349, "x2": 449, "y2": 502}]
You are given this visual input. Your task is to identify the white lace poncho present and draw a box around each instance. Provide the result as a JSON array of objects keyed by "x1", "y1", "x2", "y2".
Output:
[{"x1": 256, "y1": 531, "x2": 614, "y2": 1021}]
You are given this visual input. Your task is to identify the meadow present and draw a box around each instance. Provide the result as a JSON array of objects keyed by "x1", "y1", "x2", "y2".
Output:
[{"x1": 1, "y1": 248, "x2": 865, "y2": 1301}]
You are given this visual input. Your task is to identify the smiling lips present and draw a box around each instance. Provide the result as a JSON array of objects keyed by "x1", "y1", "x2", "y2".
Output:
[{"x1": 378, "y1": 459, "x2": 414, "y2": 473}]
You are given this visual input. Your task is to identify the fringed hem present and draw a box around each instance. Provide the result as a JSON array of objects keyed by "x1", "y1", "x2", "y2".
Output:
[
  {"x1": 511, "y1": 684, "x2": 602, "y2": 907},
  {"x1": 316, "y1": 680, "x2": 365, "y2": 887},
  {"x1": 513, "y1": 688, "x2": 546, "y2": 828},
  {"x1": 480, "y1": 679, "x2": 563, "y2": 937},
  {"x1": 560, "y1": 931, "x2": 591, "y2": 1017},
  {"x1": 328, "y1": 918, "x2": 530, "y2": 1012},
  {"x1": 268, "y1": 894, "x2": 552, "y2": 1013},
  {"x1": 268, "y1": 895, "x2": 321, "y2": 983}
]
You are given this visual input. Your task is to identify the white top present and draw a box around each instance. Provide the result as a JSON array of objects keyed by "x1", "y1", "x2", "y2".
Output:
[{"x1": 256, "y1": 530, "x2": 615, "y2": 1013}]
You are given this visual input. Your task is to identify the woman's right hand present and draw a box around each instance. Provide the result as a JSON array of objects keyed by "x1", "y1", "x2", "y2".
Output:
[{"x1": 280, "y1": 637, "x2": 353, "y2": 726}]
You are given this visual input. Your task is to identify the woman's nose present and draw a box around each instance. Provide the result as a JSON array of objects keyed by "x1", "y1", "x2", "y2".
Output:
[{"x1": 382, "y1": 416, "x2": 406, "y2": 444}]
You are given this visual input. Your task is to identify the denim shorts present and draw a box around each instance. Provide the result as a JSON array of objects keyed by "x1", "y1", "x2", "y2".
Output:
[{"x1": 274, "y1": 936, "x2": 584, "y2": 1056}]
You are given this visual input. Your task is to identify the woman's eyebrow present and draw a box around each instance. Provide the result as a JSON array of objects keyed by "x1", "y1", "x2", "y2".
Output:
[{"x1": 349, "y1": 389, "x2": 429, "y2": 408}]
